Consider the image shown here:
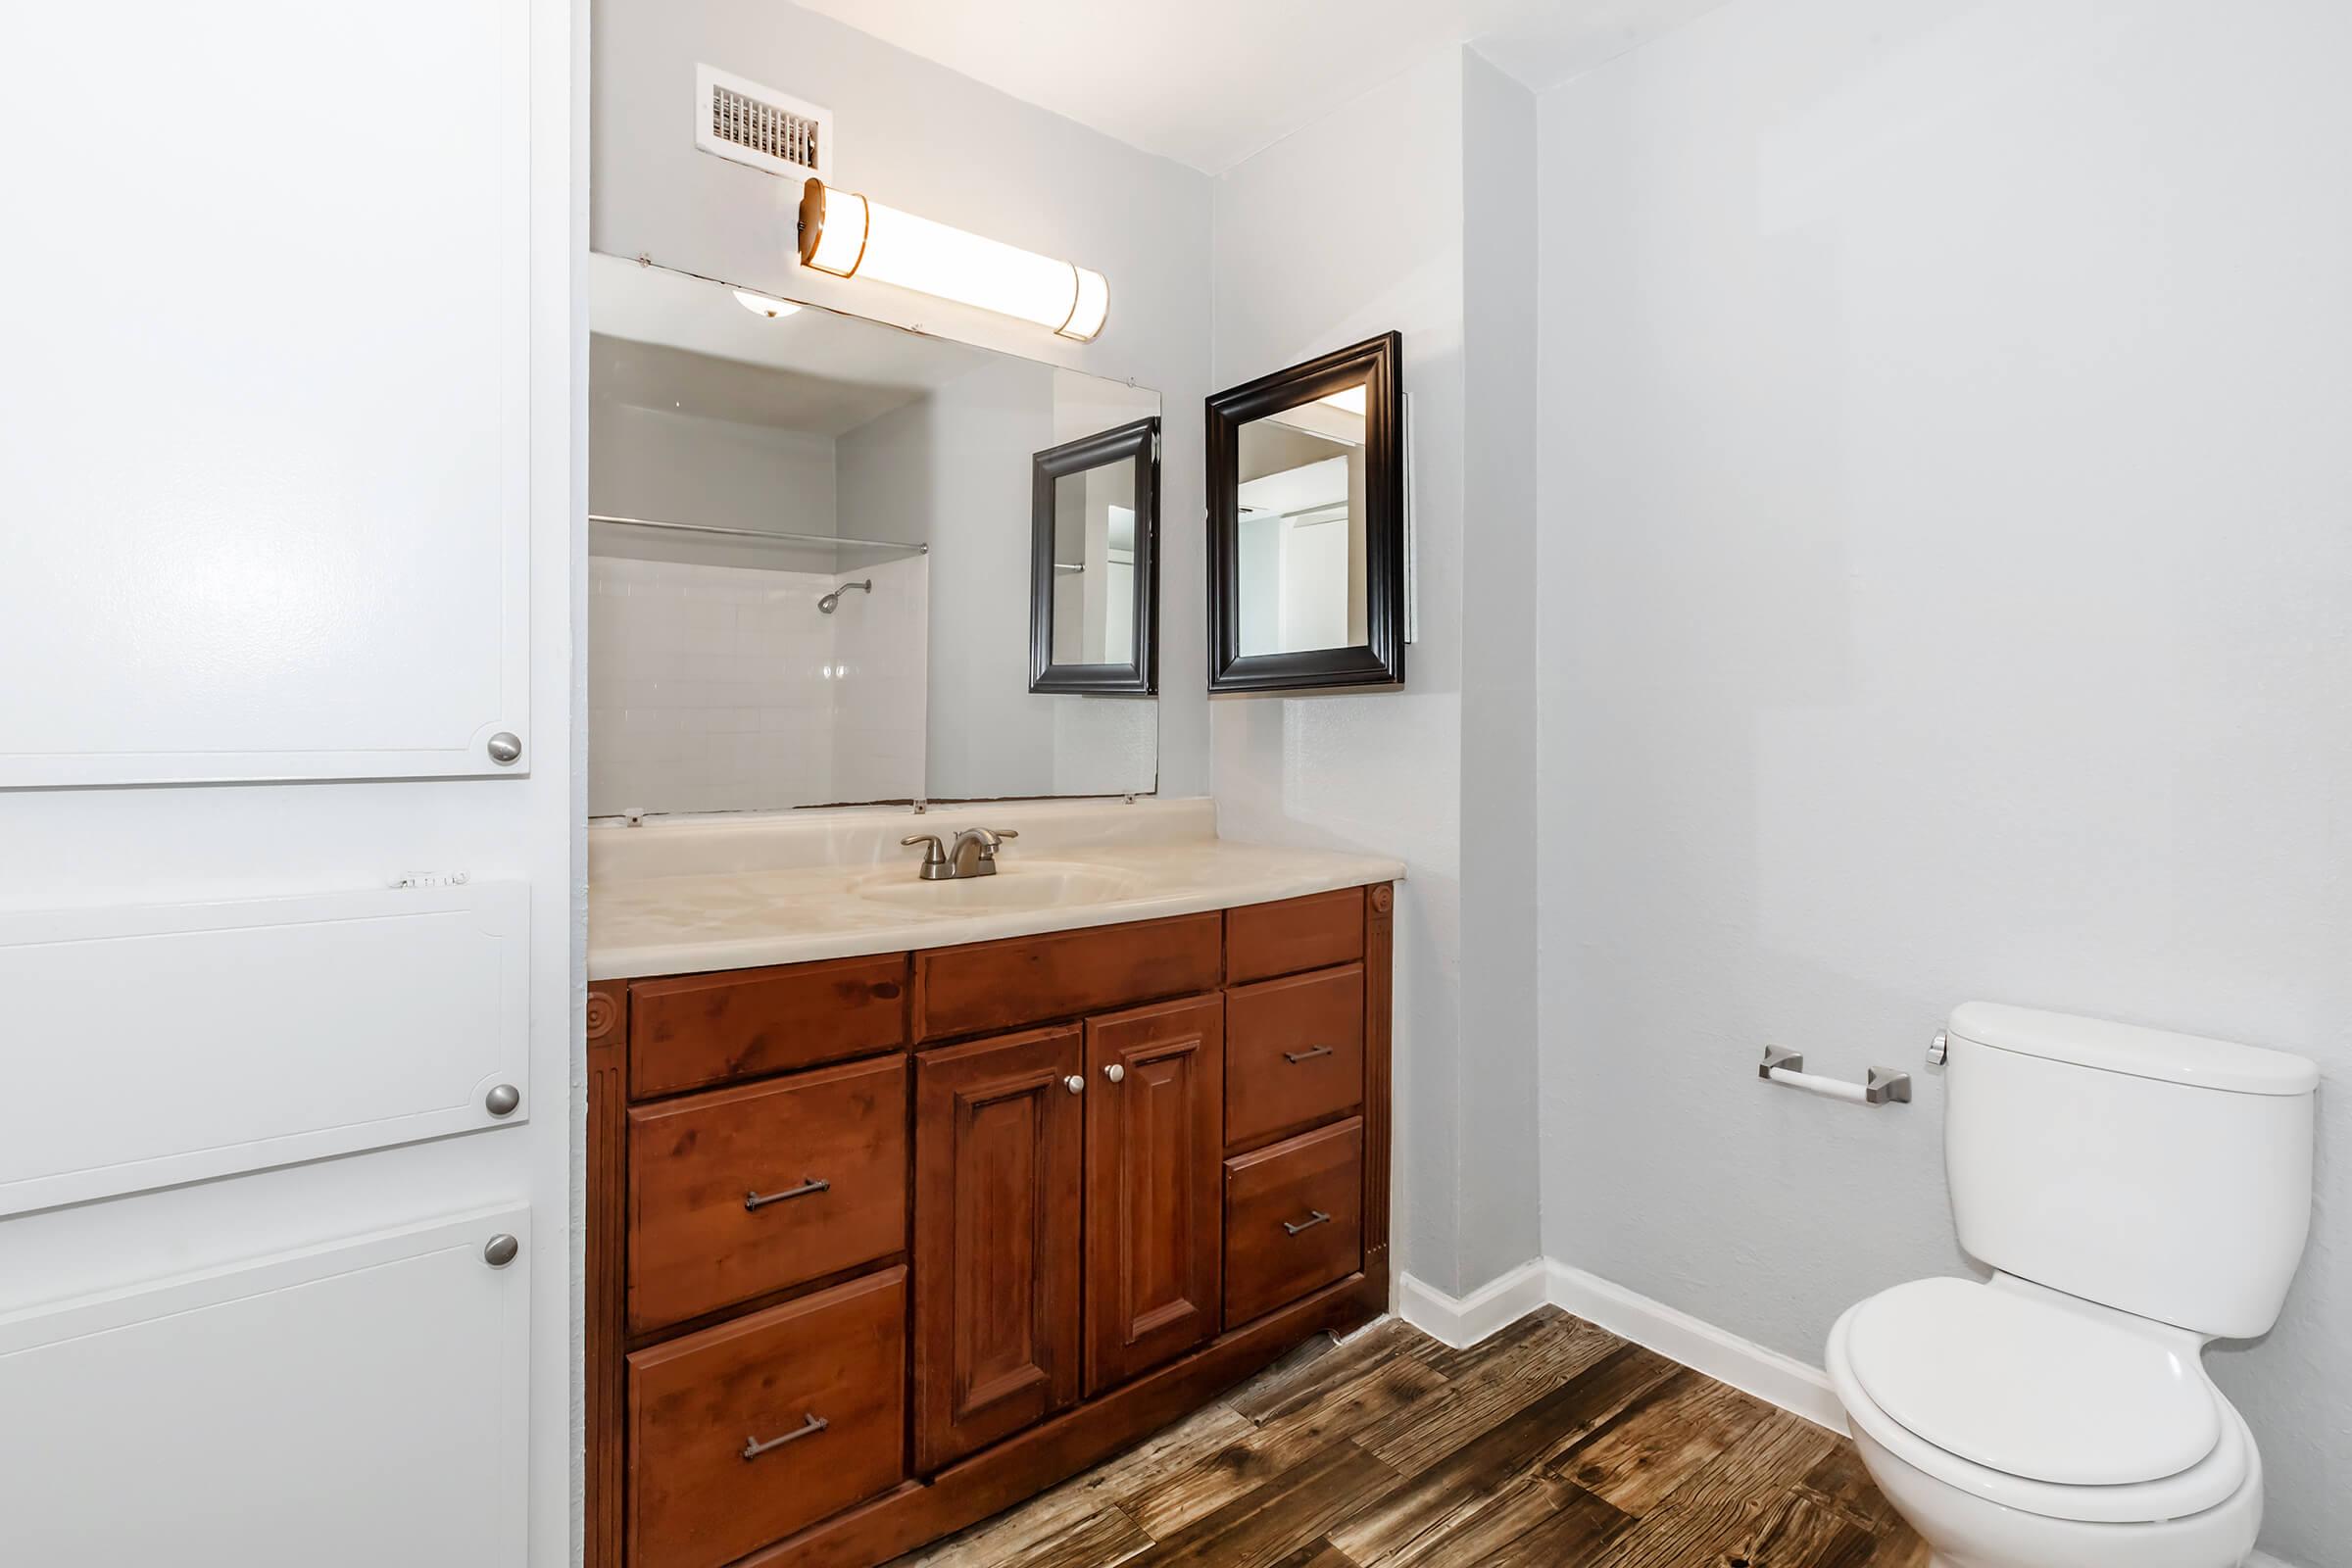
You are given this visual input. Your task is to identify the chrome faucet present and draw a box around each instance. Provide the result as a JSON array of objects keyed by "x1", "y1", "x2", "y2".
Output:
[{"x1": 900, "y1": 827, "x2": 1019, "y2": 880}]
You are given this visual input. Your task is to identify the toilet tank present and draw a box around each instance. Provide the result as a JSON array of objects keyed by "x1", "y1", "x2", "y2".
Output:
[{"x1": 1944, "y1": 1002, "x2": 2317, "y2": 1340}]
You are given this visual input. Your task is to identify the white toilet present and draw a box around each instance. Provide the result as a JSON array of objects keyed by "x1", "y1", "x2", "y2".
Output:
[{"x1": 1827, "y1": 1003, "x2": 2317, "y2": 1568}]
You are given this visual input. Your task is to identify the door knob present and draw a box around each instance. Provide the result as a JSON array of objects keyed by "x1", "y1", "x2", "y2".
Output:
[
  {"x1": 1063, "y1": 1075, "x2": 1085, "y2": 1095},
  {"x1": 486, "y1": 731, "x2": 522, "y2": 765},
  {"x1": 483, "y1": 1234, "x2": 520, "y2": 1268},
  {"x1": 1103, "y1": 1063, "x2": 1125, "y2": 1084},
  {"x1": 484, "y1": 1083, "x2": 521, "y2": 1117}
]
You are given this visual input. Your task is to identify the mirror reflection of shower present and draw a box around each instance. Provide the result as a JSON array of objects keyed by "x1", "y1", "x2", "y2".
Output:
[{"x1": 817, "y1": 579, "x2": 872, "y2": 614}]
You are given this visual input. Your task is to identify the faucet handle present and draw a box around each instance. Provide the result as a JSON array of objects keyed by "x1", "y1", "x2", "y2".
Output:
[{"x1": 900, "y1": 833, "x2": 949, "y2": 875}]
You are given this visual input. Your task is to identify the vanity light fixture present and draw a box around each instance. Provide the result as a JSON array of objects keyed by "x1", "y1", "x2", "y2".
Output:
[
  {"x1": 796, "y1": 177, "x2": 1109, "y2": 342},
  {"x1": 733, "y1": 288, "x2": 801, "y2": 318}
]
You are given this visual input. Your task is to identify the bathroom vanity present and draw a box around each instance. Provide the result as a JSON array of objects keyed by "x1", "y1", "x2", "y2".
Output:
[
  {"x1": 585, "y1": 802, "x2": 1400, "y2": 1568},
  {"x1": 581, "y1": 251, "x2": 1412, "y2": 1568}
]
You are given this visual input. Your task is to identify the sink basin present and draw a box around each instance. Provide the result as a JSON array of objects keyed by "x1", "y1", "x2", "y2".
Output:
[{"x1": 855, "y1": 861, "x2": 1144, "y2": 912}]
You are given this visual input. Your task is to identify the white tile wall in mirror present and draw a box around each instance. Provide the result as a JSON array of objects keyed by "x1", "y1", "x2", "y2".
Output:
[
  {"x1": 587, "y1": 254, "x2": 1158, "y2": 817},
  {"x1": 1237, "y1": 388, "x2": 1368, "y2": 657}
]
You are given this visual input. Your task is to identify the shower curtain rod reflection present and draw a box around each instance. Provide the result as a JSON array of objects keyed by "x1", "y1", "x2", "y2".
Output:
[{"x1": 589, "y1": 513, "x2": 929, "y2": 556}]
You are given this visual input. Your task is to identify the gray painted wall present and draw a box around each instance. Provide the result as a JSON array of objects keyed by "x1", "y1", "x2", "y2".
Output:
[
  {"x1": 1534, "y1": 1, "x2": 2351, "y2": 1561},
  {"x1": 837, "y1": 362, "x2": 1048, "y2": 797},
  {"x1": 834, "y1": 360, "x2": 1157, "y2": 799},
  {"x1": 1454, "y1": 50, "x2": 1544, "y2": 1295},
  {"x1": 1210, "y1": 48, "x2": 1468, "y2": 1295},
  {"x1": 1211, "y1": 47, "x2": 1547, "y2": 1298}
]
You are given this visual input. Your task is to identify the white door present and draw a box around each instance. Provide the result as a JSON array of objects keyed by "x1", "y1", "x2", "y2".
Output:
[
  {"x1": 0, "y1": 1207, "x2": 533, "y2": 1566},
  {"x1": 0, "y1": 1, "x2": 576, "y2": 1565},
  {"x1": 0, "y1": 2, "x2": 533, "y2": 786}
]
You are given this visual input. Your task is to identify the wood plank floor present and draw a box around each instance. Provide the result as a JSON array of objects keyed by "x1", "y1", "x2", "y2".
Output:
[{"x1": 889, "y1": 1308, "x2": 1931, "y2": 1568}]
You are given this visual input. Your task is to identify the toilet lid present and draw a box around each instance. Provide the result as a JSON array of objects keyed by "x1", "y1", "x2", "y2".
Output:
[{"x1": 1845, "y1": 1278, "x2": 2222, "y2": 1486}]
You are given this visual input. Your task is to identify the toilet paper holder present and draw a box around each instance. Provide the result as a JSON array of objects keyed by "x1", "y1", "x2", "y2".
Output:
[{"x1": 1759, "y1": 1047, "x2": 1911, "y2": 1106}]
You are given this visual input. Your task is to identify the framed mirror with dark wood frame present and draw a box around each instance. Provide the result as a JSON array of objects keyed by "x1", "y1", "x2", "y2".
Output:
[
  {"x1": 1205, "y1": 331, "x2": 1404, "y2": 693},
  {"x1": 1029, "y1": 416, "x2": 1159, "y2": 695}
]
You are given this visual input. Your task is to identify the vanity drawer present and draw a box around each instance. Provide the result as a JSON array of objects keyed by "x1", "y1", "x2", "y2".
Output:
[
  {"x1": 1225, "y1": 963, "x2": 1364, "y2": 1151},
  {"x1": 628, "y1": 1267, "x2": 906, "y2": 1568},
  {"x1": 914, "y1": 911, "x2": 1223, "y2": 1041},
  {"x1": 627, "y1": 1056, "x2": 906, "y2": 1334},
  {"x1": 629, "y1": 953, "x2": 908, "y2": 1100},
  {"x1": 1226, "y1": 889, "x2": 1364, "y2": 985},
  {"x1": 1223, "y1": 1117, "x2": 1364, "y2": 1328}
]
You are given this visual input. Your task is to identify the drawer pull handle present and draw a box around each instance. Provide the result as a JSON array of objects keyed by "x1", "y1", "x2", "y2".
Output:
[
  {"x1": 1282, "y1": 1045, "x2": 1335, "y2": 1064},
  {"x1": 741, "y1": 1413, "x2": 828, "y2": 1460},
  {"x1": 1283, "y1": 1209, "x2": 1333, "y2": 1236},
  {"x1": 744, "y1": 1178, "x2": 830, "y2": 1210}
]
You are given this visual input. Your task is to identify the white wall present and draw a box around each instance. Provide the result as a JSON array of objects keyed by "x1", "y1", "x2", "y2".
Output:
[
  {"x1": 1534, "y1": 2, "x2": 2352, "y2": 1561},
  {"x1": 586, "y1": 554, "x2": 927, "y2": 813},
  {"x1": 590, "y1": 399, "x2": 837, "y2": 540},
  {"x1": 1212, "y1": 47, "x2": 1544, "y2": 1297},
  {"x1": 828, "y1": 554, "x2": 933, "y2": 801},
  {"x1": 592, "y1": 0, "x2": 1211, "y2": 795}
]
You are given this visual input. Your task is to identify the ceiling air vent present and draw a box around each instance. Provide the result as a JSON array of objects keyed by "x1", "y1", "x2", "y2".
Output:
[{"x1": 694, "y1": 64, "x2": 833, "y2": 182}]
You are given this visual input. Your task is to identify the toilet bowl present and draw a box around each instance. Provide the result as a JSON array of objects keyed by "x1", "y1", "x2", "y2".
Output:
[
  {"x1": 1825, "y1": 1003, "x2": 2316, "y2": 1568},
  {"x1": 1826, "y1": 1277, "x2": 2261, "y2": 1568}
]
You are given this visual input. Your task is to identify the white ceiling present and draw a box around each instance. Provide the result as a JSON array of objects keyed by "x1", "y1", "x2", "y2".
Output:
[{"x1": 794, "y1": 0, "x2": 1735, "y2": 173}]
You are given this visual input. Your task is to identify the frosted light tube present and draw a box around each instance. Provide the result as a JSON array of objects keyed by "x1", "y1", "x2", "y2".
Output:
[{"x1": 797, "y1": 178, "x2": 1109, "y2": 342}]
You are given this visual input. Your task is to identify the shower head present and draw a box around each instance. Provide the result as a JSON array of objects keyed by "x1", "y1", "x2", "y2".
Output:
[{"x1": 817, "y1": 578, "x2": 873, "y2": 613}]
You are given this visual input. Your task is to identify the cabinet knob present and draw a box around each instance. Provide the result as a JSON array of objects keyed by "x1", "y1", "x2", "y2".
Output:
[
  {"x1": 483, "y1": 1233, "x2": 520, "y2": 1268},
  {"x1": 487, "y1": 731, "x2": 522, "y2": 765},
  {"x1": 1103, "y1": 1063, "x2": 1126, "y2": 1084},
  {"x1": 484, "y1": 1083, "x2": 521, "y2": 1117},
  {"x1": 1063, "y1": 1075, "x2": 1085, "y2": 1095}
]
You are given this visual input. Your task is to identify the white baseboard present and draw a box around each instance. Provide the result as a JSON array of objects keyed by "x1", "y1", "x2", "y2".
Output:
[
  {"x1": 1400, "y1": 1257, "x2": 1842, "y2": 1428},
  {"x1": 1543, "y1": 1261, "x2": 1847, "y2": 1433},
  {"x1": 1396, "y1": 1260, "x2": 1550, "y2": 1350}
]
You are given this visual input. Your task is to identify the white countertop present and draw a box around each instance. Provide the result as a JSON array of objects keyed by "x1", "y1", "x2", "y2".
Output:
[{"x1": 587, "y1": 797, "x2": 1404, "y2": 981}]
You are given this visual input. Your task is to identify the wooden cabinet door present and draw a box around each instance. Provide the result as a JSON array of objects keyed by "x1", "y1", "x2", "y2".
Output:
[
  {"x1": 1085, "y1": 995, "x2": 1224, "y2": 1395},
  {"x1": 913, "y1": 1025, "x2": 1085, "y2": 1472}
]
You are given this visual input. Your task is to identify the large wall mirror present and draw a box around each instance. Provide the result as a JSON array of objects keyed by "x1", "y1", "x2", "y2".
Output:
[
  {"x1": 587, "y1": 254, "x2": 1159, "y2": 817},
  {"x1": 1205, "y1": 332, "x2": 1405, "y2": 693}
]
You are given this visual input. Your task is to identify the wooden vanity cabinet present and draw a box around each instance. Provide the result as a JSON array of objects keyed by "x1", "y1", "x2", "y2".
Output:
[
  {"x1": 911, "y1": 1025, "x2": 1087, "y2": 1470},
  {"x1": 586, "y1": 882, "x2": 1395, "y2": 1568}
]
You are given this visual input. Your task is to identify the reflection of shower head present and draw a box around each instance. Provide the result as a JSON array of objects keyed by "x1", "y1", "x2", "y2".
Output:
[{"x1": 817, "y1": 579, "x2": 872, "y2": 613}]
